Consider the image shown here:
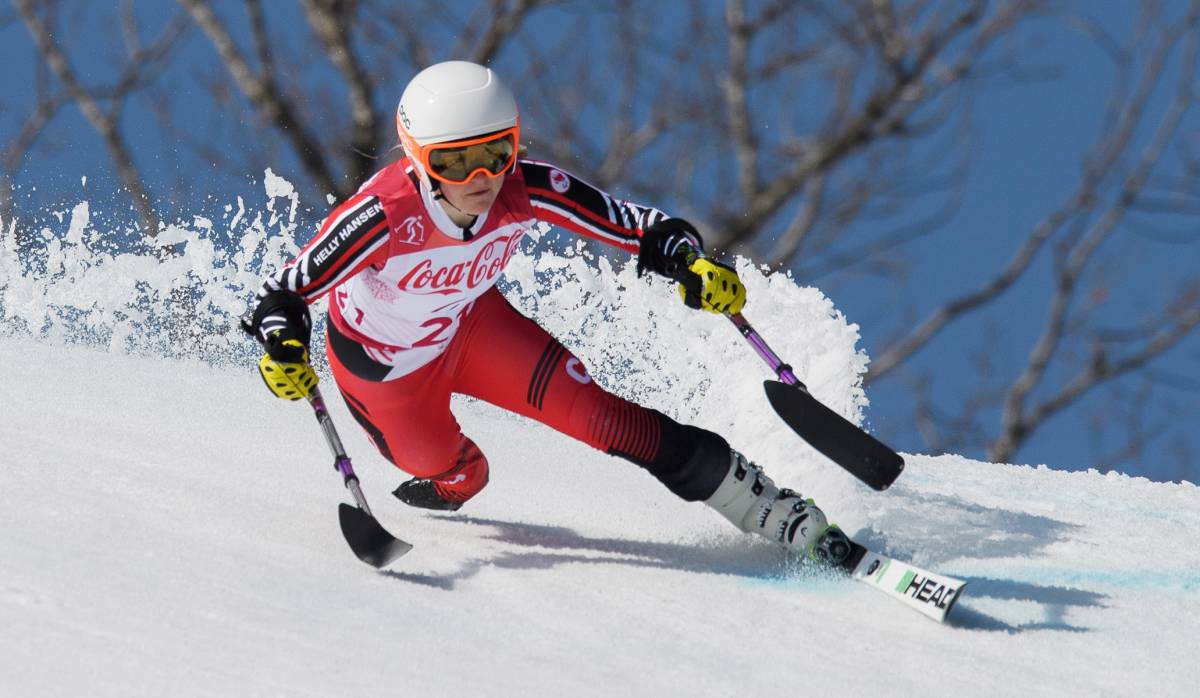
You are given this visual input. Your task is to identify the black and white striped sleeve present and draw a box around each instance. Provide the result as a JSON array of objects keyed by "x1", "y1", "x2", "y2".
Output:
[
  {"x1": 251, "y1": 194, "x2": 389, "y2": 340},
  {"x1": 520, "y1": 160, "x2": 668, "y2": 253}
]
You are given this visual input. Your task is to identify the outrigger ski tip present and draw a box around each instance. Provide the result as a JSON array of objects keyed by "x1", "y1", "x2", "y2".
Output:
[
  {"x1": 763, "y1": 379, "x2": 904, "y2": 491},
  {"x1": 725, "y1": 312, "x2": 904, "y2": 491},
  {"x1": 338, "y1": 503, "x2": 414, "y2": 568},
  {"x1": 302, "y1": 387, "x2": 413, "y2": 569}
]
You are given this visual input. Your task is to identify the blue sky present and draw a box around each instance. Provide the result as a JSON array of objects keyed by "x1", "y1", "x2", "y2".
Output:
[{"x1": 2, "y1": 1, "x2": 1197, "y2": 482}]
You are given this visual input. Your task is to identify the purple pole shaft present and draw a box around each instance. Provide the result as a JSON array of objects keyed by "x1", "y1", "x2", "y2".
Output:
[
  {"x1": 308, "y1": 388, "x2": 372, "y2": 515},
  {"x1": 727, "y1": 313, "x2": 803, "y2": 387}
]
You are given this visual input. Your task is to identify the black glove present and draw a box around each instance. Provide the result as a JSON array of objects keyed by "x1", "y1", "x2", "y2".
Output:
[
  {"x1": 638, "y1": 218, "x2": 746, "y2": 314},
  {"x1": 637, "y1": 218, "x2": 704, "y2": 279},
  {"x1": 240, "y1": 290, "x2": 313, "y2": 349},
  {"x1": 240, "y1": 290, "x2": 318, "y2": 400}
]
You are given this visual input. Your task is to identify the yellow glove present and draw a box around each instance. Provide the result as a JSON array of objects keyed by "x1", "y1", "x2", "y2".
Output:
[
  {"x1": 258, "y1": 336, "x2": 318, "y2": 401},
  {"x1": 677, "y1": 255, "x2": 747, "y2": 315}
]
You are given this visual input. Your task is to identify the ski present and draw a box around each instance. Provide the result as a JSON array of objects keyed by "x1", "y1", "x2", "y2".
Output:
[
  {"x1": 728, "y1": 312, "x2": 904, "y2": 490},
  {"x1": 832, "y1": 539, "x2": 967, "y2": 623}
]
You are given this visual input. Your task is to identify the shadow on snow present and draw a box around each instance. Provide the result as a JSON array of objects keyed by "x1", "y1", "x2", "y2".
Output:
[
  {"x1": 381, "y1": 507, "x2": 1108, "y2": 634},
  {"x1": 948, "y1": 577, "x2": 1107, "y2": 633},
  {"x1": 382, "y1": 514, "x2": 812, "y2": 589},
  {"x1": 856, "y1": 488, "x2": 1084, "y2": 567}
]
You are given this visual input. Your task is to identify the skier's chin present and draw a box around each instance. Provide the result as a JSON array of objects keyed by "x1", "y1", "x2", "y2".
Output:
[
  {"x1": 442, "y1": 176, "x2": 503, "y2": 215},
  {"x1": 456, "y1": 189, "x2": 498, "y2": 215}
]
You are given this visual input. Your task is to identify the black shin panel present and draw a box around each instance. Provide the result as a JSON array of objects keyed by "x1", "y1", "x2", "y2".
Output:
[{"x1": 610, "y1": 410, "x2": 730, "y2": 502}]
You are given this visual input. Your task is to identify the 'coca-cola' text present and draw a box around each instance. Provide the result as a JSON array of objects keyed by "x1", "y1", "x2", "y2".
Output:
[{"x1": 395, "y1": 232, "x2": 523, "y2": 296}]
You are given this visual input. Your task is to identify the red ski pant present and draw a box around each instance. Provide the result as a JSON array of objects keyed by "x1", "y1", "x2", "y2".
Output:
[{"x1": 326, "y1": 288, "x2": 670, "y2": 502}]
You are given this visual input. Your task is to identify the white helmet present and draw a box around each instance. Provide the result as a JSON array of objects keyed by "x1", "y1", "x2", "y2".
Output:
[{"x1": 396, "y1": 61, "x2": 520, "y2": 188}]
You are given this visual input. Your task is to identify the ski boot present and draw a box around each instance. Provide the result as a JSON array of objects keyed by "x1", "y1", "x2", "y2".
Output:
[
  {"x1": 705, "y1": 450, "x2": 833, "y2": 556},
  {"x1": 393, "y1": 438, "x2": 489, "y2": 511},
  {"x1": 393, "y1": 478, "x2": 464, "y2": 511}
]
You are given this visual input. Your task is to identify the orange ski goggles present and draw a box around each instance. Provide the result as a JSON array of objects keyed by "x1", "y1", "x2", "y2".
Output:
[{"x1": 403, "y1": 125, "x2": 520, "y2": 185}]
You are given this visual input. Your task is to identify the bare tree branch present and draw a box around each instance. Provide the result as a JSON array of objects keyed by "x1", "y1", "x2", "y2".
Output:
[
  {"x1": 985, "y1": 2, "x2": 1200, "y2": 463},
  {"x1": 468, "y1": 0, "x2": 548, "y2": 65},
  {"x1": 300, "y1": 0, "x2": 381, "y2": 184},
  {"x1": 15, "y1": 0, "x2": 159, "y2": 234},
  {"x1": 361, "y1": 0, "x2": 435, "y2": 70},
  {"x1": 723, "y1": 0, "x2": 759, "y2": 203},
  {"x1": 991, "y1": 285, "x2": 1200, "y2": 462},
  {"x1": 1, "y1": 74, "x2": 66, "y2": 227},
  {"x1": 178, "y1": 0, "x2": 346, "y2": 198},
  {"x1": 764, "y1": 173, "x2": 825, "y2": 266},
  {"x1": 867, "y1": 2, "x2": 1189, "y2": 384},
  {"x1": 718, "y1": 0, "x2": 1030, "y2": 252},
  {"x1": 589, "y1": 0, "x2": 682, "y2": 192}
]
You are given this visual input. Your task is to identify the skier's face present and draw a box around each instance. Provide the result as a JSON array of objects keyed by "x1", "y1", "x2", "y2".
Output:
[{"x1": 439, "y1": 170, "x2": 505, "y2": 216}]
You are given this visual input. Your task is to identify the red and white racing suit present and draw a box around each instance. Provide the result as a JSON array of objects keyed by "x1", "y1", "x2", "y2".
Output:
[{"x1": 254, "y1": 158, "x2": 726, "y2": 503}]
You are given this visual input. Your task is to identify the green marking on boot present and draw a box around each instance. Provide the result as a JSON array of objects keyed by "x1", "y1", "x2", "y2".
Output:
[{"x1": 895, "y1": 570, "x2": 916, "y2": 593}]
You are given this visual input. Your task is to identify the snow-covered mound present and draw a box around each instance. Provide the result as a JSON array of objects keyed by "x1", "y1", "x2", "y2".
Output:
[{"x1": 2, "y1": 179, "x2": 1196, "y2": 695}]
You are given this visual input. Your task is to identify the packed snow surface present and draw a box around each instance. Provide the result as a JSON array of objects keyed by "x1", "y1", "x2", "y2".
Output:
[
  {"x1": 1, "y1": 181, "x2": 1197, "y2": 695},
  {"x1": 3, "y1": 339, "x2": 1197, "y2": 696}
]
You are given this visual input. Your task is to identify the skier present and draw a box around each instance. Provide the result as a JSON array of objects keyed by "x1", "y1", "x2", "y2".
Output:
[{"x1": 245, "y1": 60, "x2": 848, "y2": 560}]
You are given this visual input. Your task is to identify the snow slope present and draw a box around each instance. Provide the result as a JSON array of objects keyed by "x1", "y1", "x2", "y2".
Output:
[
  {"x1": 2, "y1": 185, "x2": 1198, "y2": 696},
  {"x1": 2, "y1": 336, "x2": 1197, "y2": 697}
]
